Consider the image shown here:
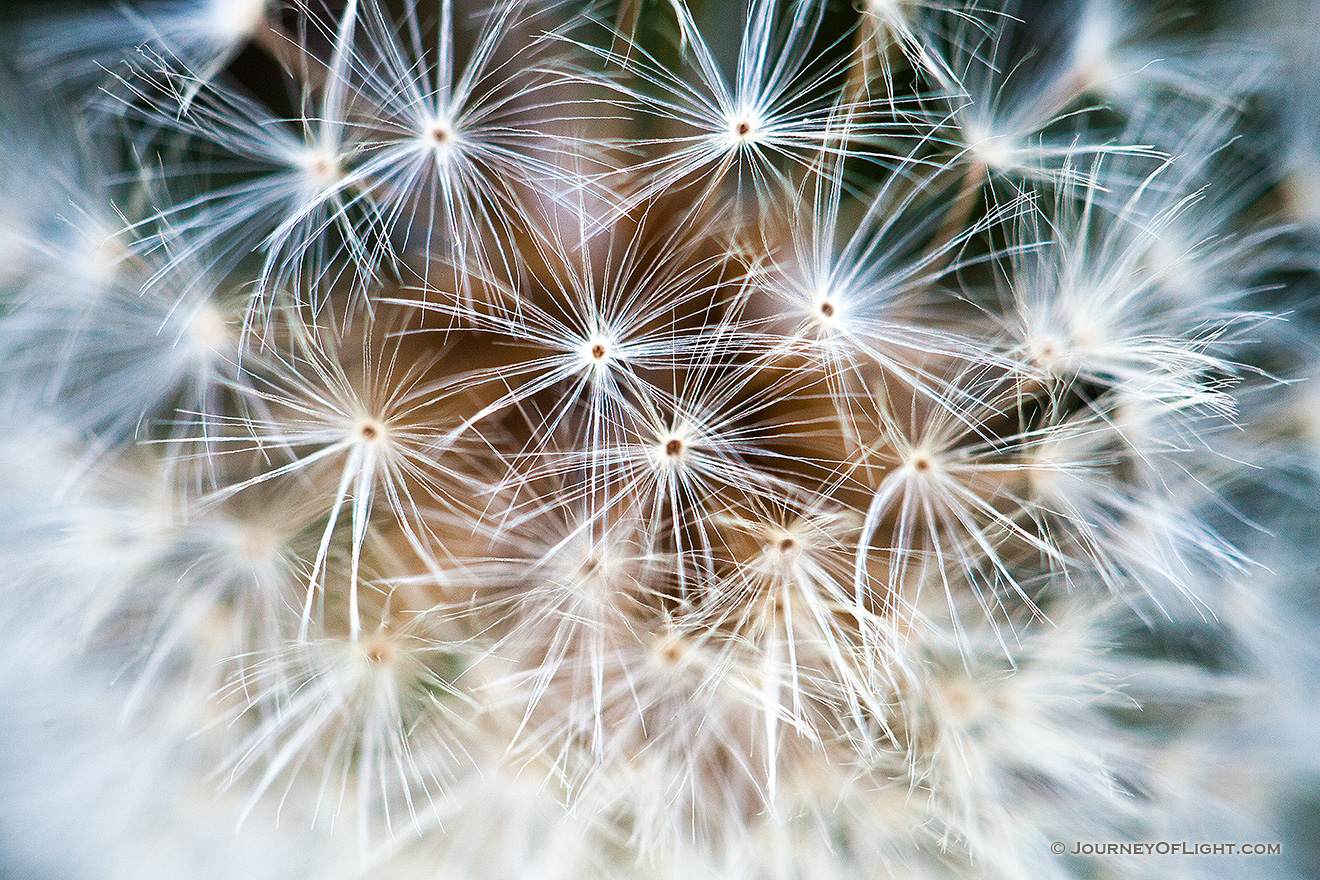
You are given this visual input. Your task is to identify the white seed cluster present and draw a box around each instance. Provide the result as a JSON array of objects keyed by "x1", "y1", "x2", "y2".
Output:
[{"x1": 0, "y1": 1, "x2": 1316, "y2": 879}]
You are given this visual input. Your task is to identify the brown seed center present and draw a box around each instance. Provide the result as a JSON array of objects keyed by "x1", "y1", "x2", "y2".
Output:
[
  {"x1": 359, "y1": 424, "x2": 379, "y2": 440},
  {"x1": 665, "y1": 438, "x2": 684, "y2": 457},
  {"x1": 819, "y1": 302, "x2": 835, "y2": 318},
  {"x1": 591, "y1": 343, "x2": 607, "y2": 360},
  {"x1": 912, "y1": 455, "x2": 932, "y2": 472},
  {"x1": 778, "y1": 537, "x2": 797, "y2": 553},
  {"x1": 736, "y1": 121, "x2": 752, "y2": 137}
]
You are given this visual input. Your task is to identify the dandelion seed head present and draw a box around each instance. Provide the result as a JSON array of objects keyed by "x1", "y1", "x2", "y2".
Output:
[
  {"x1": 0, "y1": 1, "x2": 1305, "y2": 875},
  {"x1": 358, "y1": 632, "x2": 399, "y2": 669},
  {"x1": 185, "y1": 300, "x2": 235, "y2": 356},
  {"x1": 933, "y1": 675, "x2": 995, "y2": 727},
  {"x1": 297, "y1": 147, "x2": 344, "y2": 189},
  {"x1": 1066, "y1": 312, "x2": 1110, "y2": 354},
  {"x1": 906, "y1": 448, "x2": 940, "y2": 476},
  {"x1": 654, "y1": 430, "x2": 692, "y2": 468},
  {"x1": 647, "y1": 628, "x2": 695, "y2": 673},
  {"x1": 964, "y1": 124, "x2": 1020, "y2": 172},
  {"x1": 351, "y1": 416, "x2": 388, "y2": 445},
  {"x1": 420, "y1": 118, "x2": 460, "y2": 162},
  {"x1": 773, "y1": 533, "x2": 800, "y2": 558},
  {"x1": 65, "y1": 224, "x2": 129, "y2": 286},
  {"x1": 864, "y1": 0, "x2": 909, "y2": 18},
  {"x1": 809, "y1": 288, "x2": 844, "y2": 331},
  {"x1": 206, "y1": 0, "x2": 270, "y2": 43},
  {"x1": 565, "y1": 552, "x2": 615, "y2": 598},
  {"x1": 1027, "y1": 335, "x2": 1069, "y2": 371},
  {"x1": 1021, "y1": 294, "x2": 1115, "y2": 376},
  {"x1": 541, "y1": 526, "x2": 640, "y2": 609},
  {"x1": 724, "y1": 110, "x2": 765, "y2": 148},
  {"x1": 233, "y1": 523, "x2": 283, "y2": 568},
  {"x1": 578, "y1": 334, "x2": 617, "y2": 372},
  {"x1": 1070, "y1": 6, "x2": 1125, "y2": 97}
]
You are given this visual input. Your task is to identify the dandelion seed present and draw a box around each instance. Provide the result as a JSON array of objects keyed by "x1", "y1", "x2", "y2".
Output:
[
  {"x1": 996, "y1": 155, "x2": 1263, "y2": 413},
  {"x1": 332, "y1": 0, "x2": 573, "y2": 284},
  {"x1": 926, "y1": 4, "x2": 1161, "y2": 187},
  {"x1": 556, "y1": 0, "x2": 926, "y2": 213},
  {"x1": 195, "y1": 320, "x2": 470, "y2": 641},
  {"x1": 222, "y1": 616, "x2": 476, "y2": 848}
]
